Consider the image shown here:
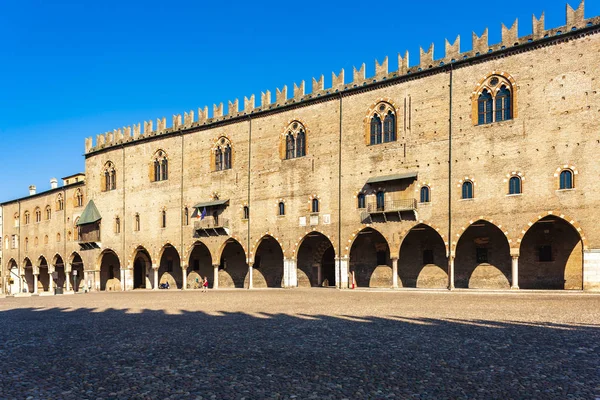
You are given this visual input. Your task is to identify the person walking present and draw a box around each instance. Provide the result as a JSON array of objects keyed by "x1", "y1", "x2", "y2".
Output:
[{"x1": 202, "y1": 276, "x2": 209, "y2": 292}]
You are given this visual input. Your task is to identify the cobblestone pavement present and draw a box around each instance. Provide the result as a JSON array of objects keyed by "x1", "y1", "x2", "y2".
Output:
[{"x1": 0, "y1": 289, "x2": 599, "y2": 400}]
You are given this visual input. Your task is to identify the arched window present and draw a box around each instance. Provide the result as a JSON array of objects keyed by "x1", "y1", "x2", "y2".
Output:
[
  {"x1": 115, "y1": 216, "x2": 121, "y2": 234},
  {"x1": 14, "y1": 213, "x2": 19, "y2": 227},
  {"x1": 475, "y1": 75, "x2": 515, "y2": 125},
  {"x1": 559, "y1": 169, "x2": 574, "y2": 190},
  {"x1": 35, "y1": 208, "x2": 41, "y2": 223},
  {"x1": 243, "y1": 206, "x2": 249, "y2": 220},
  {"x1": 161, "y1": 210, "x2": 167, "y2": 228},
  {"x1": 183, "y1": 207, "x2": 189, "y2": 226},
  {"x1": 420, "y1": 186, "x2": 431, "y2": 203},
  {"x1": 376, "y1": 191, "x2": 385, "y2": 211},
  {"x1": 478, "y1": 90, "x2": 493, "y2": 125},
  {"x1": 34, "y1": 237, "x2": 38, "y2": 246},
  {"x1": 24, "y1": 211, "x2": 30, "y2": 225},
  {"x1": 152, "y1": 151, "x2": 168, "y2": 182},
  {"x1": 74, "y1": 218, "x2": 80, "y2": 241},
  {"x1": 57, "y1": 193, "x2": 64, "y2": 211},
  {"x1": 462, "y1": 181, "x2": 474, "y2": 199},
  {"x1": 278, "y1": 202, "x2": 285, "y2": 216},
  {"x1": 75, "y1": 189, "x2": 84, "y2": 207},
  {"x1": 368, "y1": 102, "x2": 396, "y2": 145},
  {"x1": 135, "y1": 214, "x2": 140, "y2": 231},
  {"x1": 103, "y1": 161, "x2": 116, "y2": 191},
  {"x1": 283, "y1": 121, "x2": 307, "y2": 160},
  {"x1": 357, "y1": 193, "x2": 366, "y2": 209},
  {"x1": 25, "y1": 237, "x2": 28, "y2": 251},
  {"x1": 311, "y1": 198, "x2": 319, "y2": 213},
  {"x1": 56, "y1": 233, "x2": 61, "y2": 243},
  {"x1": 44, "y1": 235, "x2": 48, "y2": 244},
  {"x1": 509, "y1": 176, "x2": 521, "y2": 194},
  {"x1": 214, "y1": 138, "x2": 232, "y2": 171},
  {"x1": 45, "y1": 206, "x2": 51, "y2": 220}
]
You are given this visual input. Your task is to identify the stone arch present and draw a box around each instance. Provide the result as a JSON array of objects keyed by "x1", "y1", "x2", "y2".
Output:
[
  {"x1": 455, "y1": 219, "x2": 511, "y2": 289},
  {"x1": 6, "y1": 258, "x2": 20, "y2": 295},
  {"x1": 516, "y1": 212, "x2": 588, "y2": 250},
  {"x1": 398, "y1": 223, "x2": 448, "y2": 288},
  {"x1": 398, "y1": 220, "x2": 449, "y2": 256},
  {"x1": 187, "y1": 241, "x2": 213, "y2": 289},
  {"x1": 69, "y1": 252, "x2": 84, "y2": 292},
  {"x1": 23, "y1": 257, "x2": 34, "y2": 293},
  {"x1": 132, "y1": 246, "x2": 153, "y2": 290},
  {"x1": 36, "y1": 255, "x2": 50, "y2": 292},
  {"x1": 518, "y1": 214, "x2": 585, "y2": 289},
  {"x1": 217, "y1": 238, "x2": 248, "y2": 289},
  {"x1": 214, "y1": 236, "x2": 247, "y2": 265},
  {"x1": 98, "y1": 249, "x2": 121, "y2": 291},
  {"x1": 248, "y1": 235, "x2": 284, "y2": 288},
  {"x1": 51, "y1": 253, "x2": 67, "y2": 290},
  {"x1": 452, "y1": 217, "x2": 512, "y2": 252},
  {"x1": 158, "y1": 243, "x2": 182, "y2": 289},
  {"x1": 250, "y1": 233, "x2": 287, "y2": 260},
  {"x1": 296, "y1": 231, "x2": 336, "y2": 288},
  {"x1": 349, "y1": 227, "x2": 392, "y2": 288},
  {"x1": 344, "y1": 226, "x2": 393, "y2": 258}
]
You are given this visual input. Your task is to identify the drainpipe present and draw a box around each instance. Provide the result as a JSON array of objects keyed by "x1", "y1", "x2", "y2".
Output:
[
  {"x1": 448, "y1": 64, "x2": 454, "y2": 290},
  {"x1": 247, "y1": 116, "x2": 252, "y2": 288},
  {"x1": 180, "y1": 131, "x2": 184, "y2": 288},
  {"x1": 338, "y1": 92, "x2": 343, "y2": 289}
]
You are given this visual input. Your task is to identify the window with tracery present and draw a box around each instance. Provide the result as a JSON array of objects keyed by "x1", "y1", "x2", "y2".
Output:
[
  {"x1": 214, "y1": 138, "x2": 232, "y2": 171},
  {"x1": 56, "y1": 193, "x2": 64, "y2": 211},
  {"x1": 369, "y1": 102, "x2": 396, "y2": 145},
  {"x1": 475, "y1": 75, "x2": 514, "y2": 125},
  {"x1": 75, "y1": 189, "x2": 84, "y2": 207},
  {"x1": 24, "y1": 211, "x2": 30, "y2": 225},
  {"x1": 152, "y1": 150, "x2": 168, "y2": 182},
  {"x1": 102, "y1": 161, "x2": 117, "y2": 191},
  {"x1": 283, "y1": 121, "x2": 306, "y2": 159},
  {"x1": 35, "y1": 208, "x2": 41, "y2": 223},
  {"x1": 45, "y1": 206, "x2": 51, "y2": 220}
]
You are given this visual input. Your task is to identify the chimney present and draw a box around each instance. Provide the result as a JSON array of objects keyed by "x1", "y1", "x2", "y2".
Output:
[
  {"x1": 29, "y1": 185, "x2": 36, "y2": 196},
  {"x1": 50, "y1": 178, "x2": 58, "y2": 189}
]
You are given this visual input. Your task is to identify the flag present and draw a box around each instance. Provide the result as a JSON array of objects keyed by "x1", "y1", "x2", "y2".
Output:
[{"x1": 200, "y1": 207, "x2": 207, "y2": 220}]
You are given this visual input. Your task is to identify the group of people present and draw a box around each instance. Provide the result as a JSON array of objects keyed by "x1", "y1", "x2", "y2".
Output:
[{"x1": 159, "y1": 276, "x2": 210, "y2": 291}]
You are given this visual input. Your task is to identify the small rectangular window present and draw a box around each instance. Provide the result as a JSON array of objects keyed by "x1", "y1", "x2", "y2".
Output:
[
  {"x1": 539, "y1": 245, "x2": 552, "y2": 262},
  {"x1": 423, "y1": 249, "x2": 434, "y2": 265},
  {"x1": 476, "y1": 248, "x2": 488, "y2": 263}
]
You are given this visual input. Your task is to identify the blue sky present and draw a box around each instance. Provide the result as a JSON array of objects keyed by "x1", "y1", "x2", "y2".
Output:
[{"x1": 0, "y1": 0, "x2": 595, "y2": 202}]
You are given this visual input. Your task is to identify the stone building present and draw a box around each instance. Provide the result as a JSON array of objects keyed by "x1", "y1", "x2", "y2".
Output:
[{"x1": 2, "y1": 2, "x2": 600, "y2": 294}]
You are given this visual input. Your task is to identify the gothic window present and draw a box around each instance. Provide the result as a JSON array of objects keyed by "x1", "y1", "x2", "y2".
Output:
[
  {"x1": 24, "y1": 211, "x2": 30, "y2": 225},
  {"x1": 45, "y1": 206, "x2": 51, "y2": 220},
  {"x1": 283, "y1": 121, "x2": 307, "y2": 160},
  {"x1": 74, "y1": 218, "x2": 80, "y2": 241},
  {"x1": 420, "y1": 186, "x2": 431, "y2": 203},
  {"x1": 368, "y1": 102, "x2": 396, "y2": 145},
  {"x1": 57, "y1": 193, "x2": 64, "y2": 211},
  {"x1": 102, "y1": 161, "x2": 116, "y2": 191},
  {"x1": 75, "y1": 189, "x2": 84, "y2": 207},
  {"x1": 152, "y1": 151, "x2": 168, "y2": 182},
  {"x1": 35, "y1": 208, "x2": 41, "y2": 223},
  {"x1": 115, "y1": 216, "x2": 121, "y2": 234},
  {"x1": 509, "y1": 176, "x2": 521, "y2": 195},
  {"x1": 312, "y1": 198, "x2": 319, "y2": 213},
  {"x1": 462, "y1": 181, "x2": 474, "y2": 199},
  {"x1": 214, "y1": 138, "x2": 232, "y2": 171},
  {"x1": 559, "y1": 169, "x2": 574, "y2": 190},
  {"x1": 357, "y1": 193, "x2": 366, "y2": 209},
  {"x1": 278, "y1": 202, "x2": 285, "y2": 216},
  {"x1": 475, "y1": 75, "x2": 515, "y2": 125}
]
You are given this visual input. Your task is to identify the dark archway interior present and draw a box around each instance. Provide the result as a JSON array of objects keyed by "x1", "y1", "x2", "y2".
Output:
[
  {"x1": 100, "y1": 251, "x2": 120, "y2": 291},
  {"x1": 219, "y1": 240, "x2": 248, "y2": 288},
  {"x1": 349, "y1": 228, "x2": 391, "y2": 288},
  {"x1": 455, "y1": 221, "x2": 511, "y2": 289},
  {"x1": 398, "y1": 224, "x2": 447, "y2": 288},
  {"x1": 24, "y1": 259, "x2": 33, "y2": 293},
  {"x1": 187, "y1": 242, "x2": 212, "y2": 289},
  {"x1": 159, "y1": 246, "x2": 182, "y2": 289},
  {"x1": 71, "y1": 253, "x2": 84, "y2": 292},
  {"x1": 133, "y1": 250, "x2": 151, "y2": 289},
  {"x1": 297, "y1": 233, "x2": 335, "y2": 287},
  {"x1": 519, "y1": 216, "x2": 583, "y2": 289},
  {"x1": 38, "y1": 257, "x2": 49, "y2": 291},
  {"x1": 253, "y1": 237, "x2": 284, "y2": 288},
  {"x1": 54, "y1": 256, "x2": 66, "y2": 289}
]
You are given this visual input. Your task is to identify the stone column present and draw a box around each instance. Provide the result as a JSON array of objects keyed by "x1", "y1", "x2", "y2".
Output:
[
  {"x1": 315, "y1": 263, "x2": 322, "y2": 287},
  {"x1": 48, "y1": 265, "x2": 55, "y2": 293},
  {"x1": 511, "y1": 256, "x2": 519, "y2": 290},
  {"x1": 33, "y1": 273, "x2": 39, "y2": 295},
  {"x1": 583, "y1": 249, "x2": 600, "y2": 291},
  {"x1": 248, "y1": 262, "x2": 254, "y2": 289},
  {"x1": 336, "y1": 257, "x2": 349, "y2": 289},
  {"x1": 283, "y1": 258, "x2": 297, "y2": 288},
  {"x1": 448, "y1": 255, "x2": 455, "y2": 290},
  {"x1": 182, "y1": 265, "x2": 188, "y2": 290},
  {"x1": 65, "y1": 263, "x2": 72, "y2": 292},
  {"x1": 153, "y1": 265, "x2": 159, "y2": 290},
  {"x1": 213, "y1": 264, "x2": 219, "y2": 289},
  {"x1": 391, "y1": 257, "x2": 399, "y2": 289}
]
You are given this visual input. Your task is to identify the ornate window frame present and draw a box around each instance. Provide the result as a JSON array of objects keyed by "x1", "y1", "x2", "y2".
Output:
[{"x1": 472, "y1": 72, "x2": 517, "y2": 125}]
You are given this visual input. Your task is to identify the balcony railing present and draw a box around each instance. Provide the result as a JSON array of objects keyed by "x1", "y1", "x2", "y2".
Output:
[
  {"x1": 194, "y1": 217, "x2": 229, "y2": 236},
  {"x1": 366, "y1": 199, "x2": 417, "y2": 213}
]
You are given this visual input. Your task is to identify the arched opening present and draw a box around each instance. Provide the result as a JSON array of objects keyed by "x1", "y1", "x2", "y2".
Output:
[
  {"x1": 296, "y1": 232, "x2": 335, "y2": 287},
  {"x1": 455, "y1": 220, "x2": 511, "y2": 289},
  {"x1": 398, "y1": 224, "x2": 447, "y2": 288},
  {"x1": 70, "y1": 253, "x2": 84, "y2": 292},
  {"x1": 53, "y1": 255, "x2": 66, "y2": 291},
  {"x1": 99, "y1": 250, "x2": 121, "y2": 291},
  {"x1": 133, "y1": 247, "x2": 152, "y2": 290},
  {"x1": 249, "y1": 236, "x2": 284, "y2": 288},
  {"x1": 519, "y1": 216, "x2": 583, "y2": 289},
  {"x1": 159, "y1": 245, "x2": 182, "y2": 289},
  {"x1": 218, "y1": 239, "x2": 248, "y2": 288},
  {"x1": 38, "y1": 256, "x2": 50, "y2": 292},
  {"x1": 7, "y1": 259, "x2": 20, "y2": 295},
  {"x1": 23, "y1": 258, "x2": 33, "y2": 293},
  {"x1": 349, "y1": 228, "x2": 391, "y2": 288},
  {"x1": 187, "y1": 241, "x2": 213, "y2": 289}
]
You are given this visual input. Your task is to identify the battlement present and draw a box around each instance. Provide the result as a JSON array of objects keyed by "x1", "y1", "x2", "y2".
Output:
[{"x1": 85, "y1": 1, "x2": 596, "y2": 155}]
